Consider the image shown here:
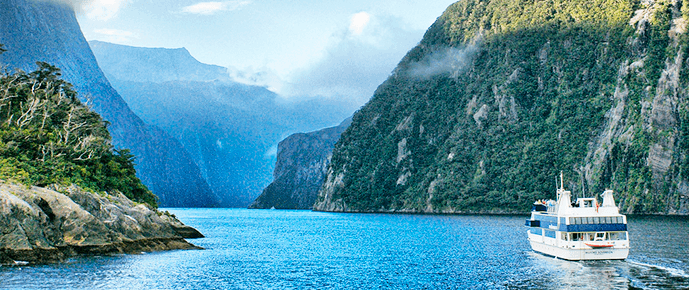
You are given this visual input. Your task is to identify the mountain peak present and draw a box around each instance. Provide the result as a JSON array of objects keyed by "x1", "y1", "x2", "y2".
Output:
[{"x1": 89, "y1": 40, "x2": 230, "y2": 83}]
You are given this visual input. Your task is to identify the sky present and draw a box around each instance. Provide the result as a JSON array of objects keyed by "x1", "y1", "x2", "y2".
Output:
[{"x1": 75, "y1": 0, "x2": 459, "y2": 105}]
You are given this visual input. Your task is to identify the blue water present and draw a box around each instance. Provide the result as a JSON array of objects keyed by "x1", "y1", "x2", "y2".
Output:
[{"x1": 1, "y1": 209, "x2": 688, "y2": 289}]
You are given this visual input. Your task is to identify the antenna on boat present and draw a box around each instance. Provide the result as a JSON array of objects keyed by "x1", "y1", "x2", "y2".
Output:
[
  {"x1": 555, "y1": 174, "x2": 559, "y2": 201},
  {"x1": 560, "y1": 171, "x2": 564, "y2": 191}
]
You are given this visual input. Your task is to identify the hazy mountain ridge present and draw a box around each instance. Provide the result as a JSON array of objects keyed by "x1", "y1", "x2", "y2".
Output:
[
  {"x1": 89, "y1": 40, "x2": 230, "y2": 83},
  {"x1": 249, "y1": 118, "x2": 351, "y2": 209},
  {"x1": 90, "y1": 42, "x2": 357, "y2": 207},
  {"x1": 315, "y1": 0, "x2": 689, "y2": 214},
  {"x1": 0, "y1": 0, "x2": 217, "y2": 207}
]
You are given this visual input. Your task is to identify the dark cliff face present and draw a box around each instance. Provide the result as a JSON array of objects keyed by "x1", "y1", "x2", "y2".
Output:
[
  {"x1": 250, "y1": 118, "x2": 351, "y2": 209},
  {"x1": 0, "y1": 0, "x2": 216, "y2": 207},
  {"x1": 90, "y1": 41, "x2": 356, "y2": 207},
  {"x1": 315, "y1": 0, "x2": 689, "y2": 214}
]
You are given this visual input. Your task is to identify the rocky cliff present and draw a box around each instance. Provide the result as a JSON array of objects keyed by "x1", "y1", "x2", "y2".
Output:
[
  {"x1": 315, "y1": 0, "x2": 689, "y2": 214},
  {"x1": 0, "y1": 183, "x2": 202, "y2": 265},
  {"x1": 249, "y1": 118, "x2": 351, "y2": 209},
  {"x1": 0, "y1": 0, "x2": 216, "y2": 207},
  {"x1": 89, "y1": 41, "x2": 357, "y2": 207}
]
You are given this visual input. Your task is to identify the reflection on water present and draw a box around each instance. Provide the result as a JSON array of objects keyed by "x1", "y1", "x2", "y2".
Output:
[{"x1": 0, "y1": 210, "x2": 687, "y2": 289}]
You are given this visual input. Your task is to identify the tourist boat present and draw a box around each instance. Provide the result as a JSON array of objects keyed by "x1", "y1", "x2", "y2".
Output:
[{"x1": 525, "y1": 174, "x2": 630, "y2": 260}]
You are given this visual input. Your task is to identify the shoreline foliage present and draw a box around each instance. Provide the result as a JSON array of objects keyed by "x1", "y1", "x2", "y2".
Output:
[{"x1": 0, "y1": 48, "x2": 156, "y2": 208}]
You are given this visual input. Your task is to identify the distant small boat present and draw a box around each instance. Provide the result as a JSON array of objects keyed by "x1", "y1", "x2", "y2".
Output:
[{"x1": 525, "y1": 172, "x2": 630, "y2": 260}]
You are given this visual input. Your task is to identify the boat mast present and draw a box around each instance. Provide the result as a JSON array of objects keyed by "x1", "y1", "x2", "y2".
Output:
[{"x1": 556, "y1": 171, "x2": 564, "y2": 203}]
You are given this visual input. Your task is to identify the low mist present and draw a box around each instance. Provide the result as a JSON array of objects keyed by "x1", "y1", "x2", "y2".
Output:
[
  {"x1": 37, "y1": 0, "x2": 126, "y2": 20},
  {"x1": 407, "y1": 43, "x2": 479, "y2": 79}
]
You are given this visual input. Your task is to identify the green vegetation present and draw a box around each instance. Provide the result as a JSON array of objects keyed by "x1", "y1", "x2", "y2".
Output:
[
  {"x1": 0, "y1": 51, "x2": 156, "y2": 208},
  {"x1": 320, "y1": 0, "x2": 687, "y2": 214}
]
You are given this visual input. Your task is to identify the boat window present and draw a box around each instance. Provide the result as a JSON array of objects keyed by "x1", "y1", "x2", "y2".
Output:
[
  {"x1": 529, "y1": 228, "x2": 542, "y2": 235},
  {"x1": 609, "y1": 232, "x2": 627, "y2": 240},
  {"x1": 560, "y1": 217, "x2": 566, "y2": 225},
  {"x1": 586, "y1": 233, "x2": 595, "y2": 241},
  {"x1": 593, "y1": 217, "x2": 600, "y2": 224},
  {"x1": 587, "y1": 217, "x2": 594, "y2": 224},
  {"x1": 595, "y1": 232, "x2": 605, "y2": 241},
  {"x1": 605, "y1": 217, "x2": 612, "y2": 224},
  {"x1": 561, "y1": 233, "x2": 568, "y2": 241},
  {"x1": 570, "y1": 233, "x2": 582, "y2": 241},
  {"x1": 545, "y1": 230, "x2": 556, "y2": 238}
]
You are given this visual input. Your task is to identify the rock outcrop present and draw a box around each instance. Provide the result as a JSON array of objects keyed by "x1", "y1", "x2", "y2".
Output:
[
  {"x1": 250, "y1": 118, "x2": 351, "y2": 209},
  {"x1": 0, "y1": 183, "x2": 202, "y2": 265}
]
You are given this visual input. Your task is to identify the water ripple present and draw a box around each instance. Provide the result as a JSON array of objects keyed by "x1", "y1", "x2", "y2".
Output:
[{"x1": 1, "y1": 210, "x2": 687, "y2": 289}]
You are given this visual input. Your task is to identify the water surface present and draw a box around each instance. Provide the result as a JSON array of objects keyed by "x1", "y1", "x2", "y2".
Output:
[{"x1": 2, "y1": 209, "x2": 687, "y2": 289}]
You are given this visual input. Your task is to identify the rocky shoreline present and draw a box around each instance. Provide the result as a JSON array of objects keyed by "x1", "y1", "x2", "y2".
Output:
[{"x1": 0, "y1": 183, "x2": 204, "y2": 265}]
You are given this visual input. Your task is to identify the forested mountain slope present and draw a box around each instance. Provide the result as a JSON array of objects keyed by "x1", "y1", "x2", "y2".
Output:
[{"x1": 315, "y1": 0, "x2": 689, "y2": 214}]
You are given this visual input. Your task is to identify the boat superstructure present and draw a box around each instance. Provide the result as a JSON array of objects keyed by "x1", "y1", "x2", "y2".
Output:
[{"x1": 525, "y1": 174, "x2": 629, "y2": 260}]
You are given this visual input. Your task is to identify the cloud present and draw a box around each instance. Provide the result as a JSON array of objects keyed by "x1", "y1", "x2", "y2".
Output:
[
  {"x1": 406, "y1": 44, "x2": 480, "y2": 79},
  {"x1": 181, "y1": 1, "x2": 251, "y2": 15},
  {"x1": 85, "y1": 0, "x2": 129, "y2": 20},
  {"x1": 227, "y1": 65, "x2": 285, "y2": 94},
  {"x1": 92, "y1": 28, "x2": 136, "y2": 43},
  {"x1": 35, "y1": 0, "x2": 128, "y2": 21},
  {"x1": 283, "y1": 13, "x2": 423, "y2": 106},
  {"x1": 348, "y1": 12, "x2": 371, "y2": 36}
]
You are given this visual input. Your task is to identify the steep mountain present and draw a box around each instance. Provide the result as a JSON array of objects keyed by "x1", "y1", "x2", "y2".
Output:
[
  {"x1": 90, "y1": 41, "x2": 356, "y2": 207},
  {"x1": 315, "y1": 0, "x2": 689, "y2": 215},
  {"x1": 0, "y1": 0, "x2": 216, "y2": 207},
  {"x1": 249, "y1": 118, "x2": 351, "y2": 209}
]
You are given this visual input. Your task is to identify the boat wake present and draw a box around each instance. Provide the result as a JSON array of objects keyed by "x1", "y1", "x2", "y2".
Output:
[
  {"x1": 619, "y1": 259, "x2": 689, "y2": 289},
  {"x1": 512, "y1": 252, "x2": 689, "y2": 289},
  {"x1": 627, "y1": 260, "x2": 689, "y2": 279}
]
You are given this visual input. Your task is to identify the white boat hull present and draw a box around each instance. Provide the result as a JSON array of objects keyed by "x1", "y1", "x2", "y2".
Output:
[{"x1": 528, "y1": 238, "x2": 629, "y2": 261}]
